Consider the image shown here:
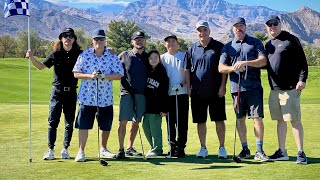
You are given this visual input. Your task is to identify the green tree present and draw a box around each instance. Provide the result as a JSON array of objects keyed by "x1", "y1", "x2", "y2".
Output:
[
  {"x1": 105, "y1": 20, "x2": 142, "y2": 54},
  {"x1": 16, "y1": 30, "x2": 42, "y2": 57},
  {"x1": 74, "y1": 28, "x2": 91, "y2": 50},
  {"x1": 0, "y1": 35, "x2": 17, "y2": 58},
  {"x1": 304, "y1": 45, "x2": 317, "y2": 66},
  {"x1": 177, "y1": 38, "x2": 192, "y2": 52},
  {"x1": 254, "y1": 32, "x2": 269, "y2": 44}
]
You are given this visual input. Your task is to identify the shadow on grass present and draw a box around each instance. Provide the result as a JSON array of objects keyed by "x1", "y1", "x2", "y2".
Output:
[
  {"x1": 287, "y1": 156, "x2": 320, "y2": 164},
  {"x1": 99, "y1": 154, "x2": 271, "y2": 168}
]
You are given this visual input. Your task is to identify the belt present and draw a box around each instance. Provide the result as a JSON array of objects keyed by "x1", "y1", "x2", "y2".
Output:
[
  {"x1": 63, "y1": 87, "x2": 71, "y2": 91},
  {"x1": 54, "y1": 86, "x2": 75, "y2": 92}
]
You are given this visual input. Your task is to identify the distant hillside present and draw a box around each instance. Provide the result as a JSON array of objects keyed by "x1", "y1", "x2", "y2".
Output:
[{"x1": 0, "y1": 0, "x2": 319, "y2": 45}]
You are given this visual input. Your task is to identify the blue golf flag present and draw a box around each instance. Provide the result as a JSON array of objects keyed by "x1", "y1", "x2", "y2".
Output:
[{"x1": 3, "y1": 0, "x2": 30, "y2": 18}]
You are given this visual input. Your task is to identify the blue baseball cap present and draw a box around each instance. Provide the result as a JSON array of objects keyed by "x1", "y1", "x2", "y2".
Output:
[{"x1": 92, "y1": 28, "x2": 105, "y2": 39}]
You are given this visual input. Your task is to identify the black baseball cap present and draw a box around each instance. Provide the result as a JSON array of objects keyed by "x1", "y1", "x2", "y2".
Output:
[
  {"x1": 233, "y1": 17, "x2": 246, "y2": 26},
  {"x1": 131, "y1": 31, "x2": 145, "y2": 40},
  {"x1": 59, "y1": 28, "x2": 76, "y2": 39},
  {"x1": 164, "y1": 34, "x2": 178, "y2": 41},
  {"x1": 266, "y1": 15, "x2": 280, "y2": 24}
]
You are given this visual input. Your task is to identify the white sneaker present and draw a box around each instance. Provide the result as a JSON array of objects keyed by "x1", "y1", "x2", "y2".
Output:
[
  {"x1": 218, "y1": 147, "x2": 227, "y2": 159},
  {"x1": 43, "y1": 149, "x2": 55, "y2": 160},
  {"x1": 146, "y1": 151, "x2": 157, "y2": 157},
  {"x1": 196, "y1": 147, "x2": 208, "y2": 158},
  {"x1": 61, "y1": 149, "x2": 70, "y2": 159},
  {"x1": 100, "y1": 148, "x2": 116, "y2": 159},
  {"x1": 75, "y1": 151, "x2": 86, "y2": 162}
]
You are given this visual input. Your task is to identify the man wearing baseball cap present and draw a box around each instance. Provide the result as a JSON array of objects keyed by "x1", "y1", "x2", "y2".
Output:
[
  {"x1": 73, "y1": 28, "x2": 124, "y2": 162},
  {"x1": 219, "y1": 17, "x2": 269, "y2": 161},
  {"x1": 26, "y1": 27, "x2": 82, "y2": 160},
  {"x1": 185, "y1": 20, "x2": 228, "y2": 159},
  {"x1": 264, "y1": 15, "x2": 308, "y2": 164},
  {"x1": 116, "y1": 30, "x2": 149, "y2": 159},
  {"x1": 161, "y1": 34, "x2": 189, "y2": 157}
]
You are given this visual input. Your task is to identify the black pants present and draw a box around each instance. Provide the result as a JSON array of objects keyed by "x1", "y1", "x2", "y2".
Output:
[
  {"x1": 48, "y1": 86, "x2": 77, "y2": 149},
  {"x1": 166, "y1": 94, "x2": 189, "y2": 149}
]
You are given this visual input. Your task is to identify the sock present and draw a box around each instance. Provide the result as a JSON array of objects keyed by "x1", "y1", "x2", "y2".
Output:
[
  {"x1": 242, "y1": 142, "x2": 248, "y2": 149},
  {"x1": 256, "y1": 140, "x2": 263, "y2": 152}
]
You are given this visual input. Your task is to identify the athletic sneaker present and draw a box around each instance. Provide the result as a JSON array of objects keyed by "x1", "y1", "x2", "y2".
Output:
[
  {"x1": 146, "y1": 151, "x2": 157, "y2": 157},
  {"x1": 296, "y1": 151, "x2": 307, "y2": 164},
  {"x1": 218, "y1": 147, "x2": 227, "y2": 159},
  {"x1": 125, "y1": 147, "x2": 142, "y2": 156},
  {"x1": 269, "y1": 149, "x2": 289, "y2": 161},
  {"x1": 176, "y1": 148, "x2": 186, "y2": 158},
  {"x1": 116, "y1": 149, "x2": 125, "y2": 159},
  {"x1": 196, "y1": 147, "x2": 208, "y2": 158},
  {"x1": 61, "y1": 149, "x2": 70, "y2": 159},
  {"x1": 75, "y1": 151, "x2": 86, "y2": 162},
  {"x1": 238, "y1": 148, "x2": 251, "y2": 159},
  {"x1": 43, "y1": 149, "x2": 55, "y2": 160},
  {"x1": 100, "y1": 148, "x2": 116, "y2": 159},
  {"x1": 254, "y1": 151, "x2": 271, "y2": 161}
]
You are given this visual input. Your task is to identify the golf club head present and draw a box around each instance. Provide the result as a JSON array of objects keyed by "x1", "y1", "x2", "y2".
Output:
[
  {"x1": 232, "y1": 156, "x2": 241, "y2": 163},
  {"x1": 99, "y1": 159, "x2": 108, "y2": 166}
]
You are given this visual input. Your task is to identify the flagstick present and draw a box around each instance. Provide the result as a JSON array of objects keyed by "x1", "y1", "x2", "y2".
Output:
[{"x1": 28, "y1": 16, "x2": 32, "y2": 163}]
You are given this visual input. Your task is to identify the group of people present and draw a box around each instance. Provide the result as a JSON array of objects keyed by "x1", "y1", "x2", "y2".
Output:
[{"x1": 26, "y1": 15, "x2": 308, "y2": 165}]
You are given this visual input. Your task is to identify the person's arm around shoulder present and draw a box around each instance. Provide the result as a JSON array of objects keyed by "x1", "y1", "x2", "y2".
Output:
[
  {"x1": 73, "y1": 54, "x2": 96, "y2": 80},
  {"x1": 26, "y1": 50, "x2": 47, "y2": 70},
  {"x1": 184, "y1": 49, "x2": 192, "y2": 96},
  {"x1": 103, "y1": 52, "x2": 124, "y2": 80},
  {"x1": 233, "y1": 39, "x2": 267, "y2": 69},
  {"x1": 218, "y1": 73, "x2": 227, "y2": 97},
  {"x1": 291, "y1": 36, "x2": 308, "y2": 91},
  {"x1": 218, "y1": 44, "x2": 235, "y2": 74}
]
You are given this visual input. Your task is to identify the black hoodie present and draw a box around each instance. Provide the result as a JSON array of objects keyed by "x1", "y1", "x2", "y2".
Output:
[{"x1": 145, "y1": 63, "x2": 169, "y2": 114}]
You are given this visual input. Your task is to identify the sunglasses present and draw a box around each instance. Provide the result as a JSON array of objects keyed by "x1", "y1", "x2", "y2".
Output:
[
  {"x1": 62, "y1": 33, "x2": 75, "y2": 39},
  {"x1": 266, "y1": 21, "x2": 279, "y2": 27},
  {"x1": 93, "y1": 37, "x2": 106, "y2": 41}
]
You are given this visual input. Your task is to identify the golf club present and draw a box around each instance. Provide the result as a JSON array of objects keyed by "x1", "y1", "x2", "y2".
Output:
[
  {"x1": 137, "y1": 123, "x2": 147, "y2": 160},
  {"x1": 175, "y1": 87, "x2": 179, "y2": 144},
  {"x1": 165, "y1": 112, "x2": 172, "y2": 158},
  {"x1": 96, "y1": 70, "x2": 108, "y2": 166},
  {"x1": 232, "y1": 73, "x2": 242, "y2": 163}
]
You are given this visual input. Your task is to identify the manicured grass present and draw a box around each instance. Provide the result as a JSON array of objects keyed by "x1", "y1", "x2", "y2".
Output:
[{"x1": 0, "y1": 58, "x2": 319, "y2": 179}]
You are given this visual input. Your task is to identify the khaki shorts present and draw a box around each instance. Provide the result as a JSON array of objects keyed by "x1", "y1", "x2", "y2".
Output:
[{"x1": 269, "y1": 89, "x2": 301, "y2": 121}]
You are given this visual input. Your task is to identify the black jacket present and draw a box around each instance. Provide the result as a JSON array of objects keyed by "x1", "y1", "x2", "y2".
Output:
[
  {"x1": 265, "y1": 31, "x2": 308, "y2": 90},
  {"x1": 145, "y1": 63, "x2": 169, "y2": 114}
]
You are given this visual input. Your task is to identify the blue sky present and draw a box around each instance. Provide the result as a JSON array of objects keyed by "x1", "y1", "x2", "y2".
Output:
[{"x1": 46, "y1": 0, "x2": 320, "y2": 12}]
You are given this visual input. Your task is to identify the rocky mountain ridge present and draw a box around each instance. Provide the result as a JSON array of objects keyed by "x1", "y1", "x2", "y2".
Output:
[{"x1": 0, "y1": 0, "x2": 319, "y2": 45}]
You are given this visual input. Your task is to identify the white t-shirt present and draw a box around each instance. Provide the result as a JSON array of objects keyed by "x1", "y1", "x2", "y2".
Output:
[{"x1": 161, "y1": 51, "x2": 188, "y2": 96}]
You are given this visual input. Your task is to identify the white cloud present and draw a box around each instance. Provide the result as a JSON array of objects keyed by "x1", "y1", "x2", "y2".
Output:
[{"x1": 46, "y1": 0, "x2": 131, "y2": 6}]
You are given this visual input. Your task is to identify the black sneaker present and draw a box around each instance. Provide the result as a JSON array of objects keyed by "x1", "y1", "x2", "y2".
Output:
[
  {"x1": 269, "y1": 149, "x2": 289, "y2": 161},
  {"x1": 125, "y1": 147, "x2": 142, "y2": 156},
  {"x1": 176, "y1": 148, "x2": 186, "y2": 158},
  {"x1": 238, "y1": 148, "x2": 251, "y2": 159},
  {"x1": 296, "y1": 151, "x2": 307, "y2": 164},
  {"x1": 116, "y1": 149, "x2": 125, "y2": 159}
]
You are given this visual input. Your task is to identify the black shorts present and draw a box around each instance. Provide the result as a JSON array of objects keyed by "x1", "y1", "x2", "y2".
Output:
[
  {"x1": 191, "y1": 95, "x2": 226, "y2": 123},
  {"x1": 75, "y1": 104, "x2": 114, "y2": 131},
  {"x1": 232, "y1": 90, "x2": 264, "y2": 119}
]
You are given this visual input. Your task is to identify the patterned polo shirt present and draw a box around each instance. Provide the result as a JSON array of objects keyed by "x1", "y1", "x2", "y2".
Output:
[{"x1": 73, "y1": 48, "x2": 124, "y2": 107}]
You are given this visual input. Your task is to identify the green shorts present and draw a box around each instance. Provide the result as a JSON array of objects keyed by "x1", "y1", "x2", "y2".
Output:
[{"x1": 119, "y1": 94, "x2": 146, "y2": 122}]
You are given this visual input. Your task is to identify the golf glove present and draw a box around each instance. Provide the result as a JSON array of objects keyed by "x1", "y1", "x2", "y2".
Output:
[
  {"x1": 172, "y1": 84, "x2": 182, "y2": 92},
  {"x1": 92, "y1": 70, "x2": 103, "y2": 79}
]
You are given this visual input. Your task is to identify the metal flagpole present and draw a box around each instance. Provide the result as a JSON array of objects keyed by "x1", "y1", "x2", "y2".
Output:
[{"x1": 28, "y1": 14, "x2": 32, "y2": 163}]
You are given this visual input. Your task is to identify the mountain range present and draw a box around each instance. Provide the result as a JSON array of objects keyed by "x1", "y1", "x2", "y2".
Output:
[{"x1": 0, "y1": 0, "x2": 319, "y2": 46}]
